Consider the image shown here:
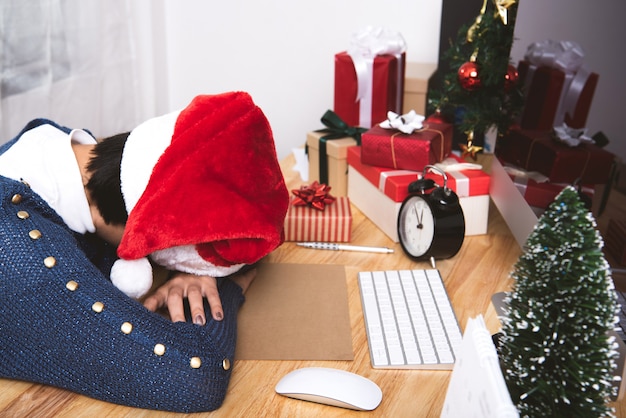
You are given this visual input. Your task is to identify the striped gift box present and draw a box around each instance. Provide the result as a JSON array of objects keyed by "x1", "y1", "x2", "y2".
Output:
[{"x1": 283, "y1": 197, "x2": 352, "y2": 242}]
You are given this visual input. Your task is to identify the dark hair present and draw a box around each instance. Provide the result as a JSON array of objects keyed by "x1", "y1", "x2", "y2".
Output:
[{"x1": 85, "y1": 132, "x2": 130, "y2": 225}]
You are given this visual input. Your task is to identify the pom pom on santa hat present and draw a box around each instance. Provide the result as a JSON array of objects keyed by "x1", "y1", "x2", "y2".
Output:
[{"x1": 110, "y1": 92, "x2": 289, "y2": 298}]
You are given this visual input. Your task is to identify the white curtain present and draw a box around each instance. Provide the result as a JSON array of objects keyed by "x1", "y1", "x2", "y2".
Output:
[{"x1": 0, "y1": 0, "x2": 149, "y2": 142}]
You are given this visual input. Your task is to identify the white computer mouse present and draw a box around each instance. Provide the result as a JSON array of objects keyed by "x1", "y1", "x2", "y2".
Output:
[{"x1": 275, "y1": 367, "x2": 383, "y2": 411}]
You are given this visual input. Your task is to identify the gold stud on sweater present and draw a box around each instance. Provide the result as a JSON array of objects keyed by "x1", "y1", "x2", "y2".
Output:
[
  {"x1": 120, "y1": 322, "x2": 133, "y2": 335},
  {"x1": 44, "y1": 256, "x2": 56, "y2": 268},
  {"x1": 190, "y1": 357, "x2": 202, "y2": 369},
  {"x1": 154, "y1": 344, "x2": 166, "y2": 356}
]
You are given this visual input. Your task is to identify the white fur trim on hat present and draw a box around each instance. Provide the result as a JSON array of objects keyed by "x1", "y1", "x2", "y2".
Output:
[
  {"x1": 120, "y1": 110, "x2": 180, "y2": 215},
  {"x1": 114, "y1": 111, "x2": 178, "y2": 298},
  {"x1": 151, "y1": 245, "x2": 245, "y2": 277}
]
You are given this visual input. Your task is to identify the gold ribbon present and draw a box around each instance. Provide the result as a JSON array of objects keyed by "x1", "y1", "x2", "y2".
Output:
[
  {"x1": 387, "y1": 123, "x2": 445, "y2": 169},
  {"x1": 389, "y1": 132, "x2": 401, "y2": 168}
]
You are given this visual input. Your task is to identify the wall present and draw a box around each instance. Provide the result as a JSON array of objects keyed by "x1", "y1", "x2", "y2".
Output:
[
  {"x1": 160, "y1": 0, "x2": 442, "y2": 160},
  {"x1": 157, "y1": 0, "x2": 625, "y2": 164},
  {"x1": 511, "y1": 0, "x2": 626, "y2": 163}
]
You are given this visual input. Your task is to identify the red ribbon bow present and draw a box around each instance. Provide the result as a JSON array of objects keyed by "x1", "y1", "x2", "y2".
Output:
[{"x1": 291, "y1": 181, "x2": 336, "y2": 211}]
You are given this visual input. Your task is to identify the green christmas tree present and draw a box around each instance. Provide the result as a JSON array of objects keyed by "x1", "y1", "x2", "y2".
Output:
[
  {"x1": 428, "y1": 0, "x2": 524, "y2": 156},
  {"x1": 499, "y1": 186, "x2": 620, "y2": 417}
]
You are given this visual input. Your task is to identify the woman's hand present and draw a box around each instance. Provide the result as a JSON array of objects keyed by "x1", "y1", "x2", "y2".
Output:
[{"x1": 143, "y1": 268, "x2": 257, "y2": 325}]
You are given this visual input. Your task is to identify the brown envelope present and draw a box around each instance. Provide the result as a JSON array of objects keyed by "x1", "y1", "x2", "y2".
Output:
[{"x1": 235, "y1": 263, "x2": 354, "y2": 360}]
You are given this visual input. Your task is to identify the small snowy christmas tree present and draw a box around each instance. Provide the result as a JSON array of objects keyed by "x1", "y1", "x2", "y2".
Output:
[{"x1": 499, "y1": 186, "x2": 620, "y2": 417}]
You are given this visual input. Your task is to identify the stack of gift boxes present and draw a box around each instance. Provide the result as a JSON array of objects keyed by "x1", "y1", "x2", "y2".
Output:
[
  {"x1": 286, "y1": 38, "x2": 617, "y2": 248},
  {"x1": 285, "y1": 28, "x2": 493, "y2": 244},
  {"x1": 495, "y1": 40, "x2": 616, "y2": 214}
]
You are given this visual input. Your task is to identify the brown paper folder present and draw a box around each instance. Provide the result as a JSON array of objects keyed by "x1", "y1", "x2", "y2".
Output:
[{"x1": 235, "y1": 263, "x2": 354, "y2": 360}]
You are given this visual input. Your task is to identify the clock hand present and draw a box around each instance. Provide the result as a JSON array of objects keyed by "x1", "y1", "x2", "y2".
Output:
[
  {"x1": 416, "y1": 206, "x2": 424, "y2": 229},
  {"x1": 412, "y1": 204, "x2": 423, "y2": 230}
]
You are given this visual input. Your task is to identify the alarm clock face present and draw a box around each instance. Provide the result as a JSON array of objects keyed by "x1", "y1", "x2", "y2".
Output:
[{"x1": 398, "y1": 195, "x2": 435, "y2": 257}]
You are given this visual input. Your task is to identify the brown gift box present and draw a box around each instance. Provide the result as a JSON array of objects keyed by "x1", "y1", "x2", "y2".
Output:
[
  {"x1": 606, "y1": 219, "x2": 626, "y2": 266},
  {"x1": 402, "y1": 62, "x2": 437, "y2": 115},
  {"x1": 306, "y1": 132, "x2": 357, "y2": 196},
  {"x1": 496, "y1": 129, "x2": 615, "y2": 184}
]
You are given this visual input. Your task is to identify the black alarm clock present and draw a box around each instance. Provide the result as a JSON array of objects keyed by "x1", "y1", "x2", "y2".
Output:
[{"x1": 397, "y1": 165, "x2": 465, "y2": 262}]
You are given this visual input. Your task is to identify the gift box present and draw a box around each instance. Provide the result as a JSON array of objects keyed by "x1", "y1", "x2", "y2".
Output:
[
  {"x1": 334, "y1": 52, "x2": 405, "y2": 128},
  {"x1": 306, "y1": 132, "x2": 357, "y2": 197},
  {"x1": 605, "y1": 219, "x2": 626, "y2": 266},
  {"x1": 306, "y1": 110, "x2": 366, "y2": 196},
  {"x1": 490, "y1": 157, "x2": 608, "y2": 248},
  {"x1": 506, "y1": 168, "x2": 595, "y2": 210},
  {"x1": 496, "y1": 129, "x2": 615, "y2": 184},
  {"x1": 347, "y1": 146, "x2": 490, "y2": 241},
  {"x1": 360, "y1": 122, "x2": 453, "y2": 171},
  {"x1": 402, "y1": 62, "x2": 437, "y2": 115},
  {"x1": 283, "y1": 196, "x2": 352, "y2": 242},
  {"x1": 518, "y1": 40, "x2": 599, "y2": 130},
  {"x1": 333, "y1": 27, "x2": 407, "y2": 128}
]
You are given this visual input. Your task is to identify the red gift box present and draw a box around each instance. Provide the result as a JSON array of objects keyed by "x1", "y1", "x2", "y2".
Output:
[
  {"x1": 347, "y1": 146, "x2": 489, "y2": 201},
  {"x1": 496, "y1": 129, "x2": 615, "y2": 184},
  {"x1": 518, "y1": 59, "x2": 598, "y2": 130},
  {"x1": 507, "y1": 171, "x2": 595, "y2": 209},
  {"x1": 334, "y1": 51, "x2": 405, "y2": 128},
  {"x1": 283, "y1": 196, "x2": 352, "y2": 242},
  {"x1": 360, "y1": 122, "x2": 453, "y2": 171},
  {"x1": 347, "y1": 146, "x2": 490, "y2": 238}
]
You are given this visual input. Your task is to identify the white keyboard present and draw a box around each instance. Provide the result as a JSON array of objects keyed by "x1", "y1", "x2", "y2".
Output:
[{"x1": 358, "y1": 269, "x2": 463, "y2": 369}]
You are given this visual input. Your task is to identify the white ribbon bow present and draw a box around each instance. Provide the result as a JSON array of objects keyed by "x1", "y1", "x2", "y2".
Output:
[
  {"x1": 524, "y1": 40, "x2": 584, "y2": 73},
  {"x1": 553, "y1": 123, "x2": 594, "y2": 147},
  {"x1": 347, "y1": 26, "x2": 406, "y2": 103},
  {"x1": 379, "y1": 110, "x2": 425, "y2": 134}
]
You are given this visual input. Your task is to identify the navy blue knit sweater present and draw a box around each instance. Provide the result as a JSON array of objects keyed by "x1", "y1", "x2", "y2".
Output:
[{"x1": 0, "y1": 120, "x2": 244, "y2": 412}]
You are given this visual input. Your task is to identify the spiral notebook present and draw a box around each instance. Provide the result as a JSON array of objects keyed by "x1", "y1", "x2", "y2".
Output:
[{"x1": 441, "y1": 315, "x2": 519, "y2": 418}]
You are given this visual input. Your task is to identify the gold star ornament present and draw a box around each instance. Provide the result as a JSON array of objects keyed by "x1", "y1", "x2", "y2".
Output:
[
  {"x1": 495, "y1": 0, "x2": 516, "y2": 25},
  {"x1": 460, "y1": 132, "x2": 483, "y2": 160}
]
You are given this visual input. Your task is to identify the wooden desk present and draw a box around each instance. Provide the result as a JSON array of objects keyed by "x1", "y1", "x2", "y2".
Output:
[{"x1": 1, "y1": 154, "x2": 625, "y2": 417}]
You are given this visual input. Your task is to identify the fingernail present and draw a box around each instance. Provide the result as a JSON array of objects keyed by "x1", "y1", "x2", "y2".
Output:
[
  {"x1": 194, "y1": 315, "x2": 205, "y2": 326},
  {"x1": 215, "y1": 311, "x2": 223, "y2": 321}
]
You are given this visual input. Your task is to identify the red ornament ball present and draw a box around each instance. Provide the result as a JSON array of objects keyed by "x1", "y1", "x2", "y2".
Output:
[
  {"x1": 458, "y1": 61, "x2": 481, "y2": 90},
  {"x1": 426, "y1": 110, "x2": 448, "y2": 124},
  {"x1": 504, "y1": 64, "x2": 519, "y2": 91}
]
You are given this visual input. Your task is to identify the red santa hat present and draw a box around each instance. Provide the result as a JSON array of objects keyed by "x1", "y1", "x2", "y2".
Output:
[{"x1": 110, "y1": 92, "x2": 289, "y2": 297}]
